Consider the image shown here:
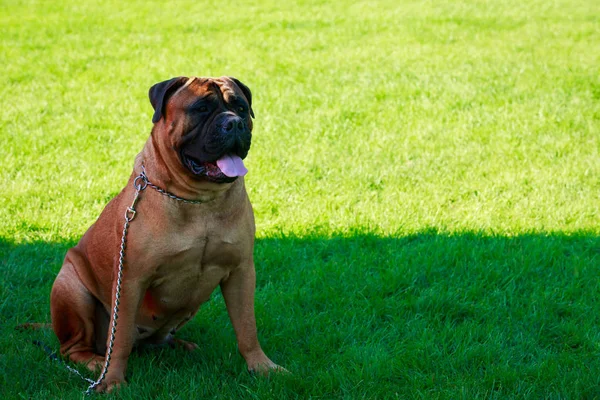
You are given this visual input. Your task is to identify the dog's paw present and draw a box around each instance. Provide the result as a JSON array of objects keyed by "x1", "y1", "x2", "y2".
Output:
[
  {"x1": 95, "y1": 377, "x2": 126, "y2": 394},
  {"x1": 85, "y1": 355, "x2": 106, "y2": 372},
  {"x1": 246, "y1": 352, "x2": 289, "y2": 376},
  {"x1": 249, "y1": 363, "x2": 289, "y2": 376},
  {"x1": 167, "y1": 337, "x2": 199, "y2": 352}
]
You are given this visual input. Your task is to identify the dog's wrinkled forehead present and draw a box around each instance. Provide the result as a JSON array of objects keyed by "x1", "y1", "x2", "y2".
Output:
[
  {"x1": 177, "y1": 77, "x2": 244, "y2": 104},
  {"x1": 150, "y1": 76, "x2": 254, "y2": 123}
]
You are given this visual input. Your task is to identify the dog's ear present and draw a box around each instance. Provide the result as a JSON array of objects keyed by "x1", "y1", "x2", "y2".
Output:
[
  {"x1": 149, "y1": 77, "x2": 189, "y2": 123},
  {"x1": 229, "y1": 77, "x2": 254, "y2": 118}
]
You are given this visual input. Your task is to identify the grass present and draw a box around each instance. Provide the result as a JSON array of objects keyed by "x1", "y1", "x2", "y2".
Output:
[{"x1": 1, "y1": 0, "x2": 599, "y2": 398}]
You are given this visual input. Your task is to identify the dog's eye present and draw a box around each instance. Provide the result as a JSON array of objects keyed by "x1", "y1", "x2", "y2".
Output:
[
  {"x1": 199, "y1": 106, "x2": 208, "y2": 112},
  {"x1": 238, "y1": 106, "x2": 245, "y2": 112}
]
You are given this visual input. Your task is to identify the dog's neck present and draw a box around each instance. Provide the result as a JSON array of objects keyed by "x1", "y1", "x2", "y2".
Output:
[{"x1": 136, "y1": 132, "x2": 239, "y2": 204}]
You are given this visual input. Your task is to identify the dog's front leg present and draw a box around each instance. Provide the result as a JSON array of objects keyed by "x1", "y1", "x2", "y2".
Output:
[
  {"x1": 95, "y1": 280, "x2": 144, "y2": 393},
  {"x1": 220, "y1": 262, "x2": 285, "y2": 374}
]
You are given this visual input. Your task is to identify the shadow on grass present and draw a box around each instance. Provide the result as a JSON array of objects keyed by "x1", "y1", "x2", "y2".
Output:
[{"x1": 1, "y1": 230, "x2": 600, "y2": 397}]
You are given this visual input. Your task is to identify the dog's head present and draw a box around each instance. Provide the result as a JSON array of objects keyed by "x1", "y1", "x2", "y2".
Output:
[{"x1": 149, "y1": 76, "x2": 254, "y2": 184}]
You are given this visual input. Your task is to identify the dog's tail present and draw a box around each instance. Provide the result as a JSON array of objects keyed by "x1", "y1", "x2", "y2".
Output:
[
  {"x1": 15, "y1": 323, "x2": 60, "y2": 365},
  {"x1": 32, "y1": 340, "x2": 60, "y2": 361},
  {"x1": 16, "y1": 323, "x2": 95, "y2": 384},
  {"x1": 15, "y1": 322, "x2": 52, "y2": 331}
]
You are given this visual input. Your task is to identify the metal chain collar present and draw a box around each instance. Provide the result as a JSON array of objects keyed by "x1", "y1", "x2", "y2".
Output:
[
  {"x1": 140, "y1": 165, "x2": 207, "y2": 205},
  {"x1": 83, "y1": 165, "x2": 205, "y2": 394}
]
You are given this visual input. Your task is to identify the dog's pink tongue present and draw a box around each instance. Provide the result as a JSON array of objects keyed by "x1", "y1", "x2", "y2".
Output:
[{"x1": 216, "y1": 154, "x2": 248, "y2": 177}]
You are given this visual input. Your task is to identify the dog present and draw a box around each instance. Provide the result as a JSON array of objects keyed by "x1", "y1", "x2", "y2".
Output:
[{"x1": 50, "y1": 76, "x2": 284, "y2": 393}]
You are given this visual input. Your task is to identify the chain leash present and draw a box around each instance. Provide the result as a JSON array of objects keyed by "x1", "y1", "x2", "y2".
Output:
[
  {"x1": 83, "y1": 166, "x2": 205, "y2": 394},
  {"x1": 84, "y1": 173, "x2": 146, "y2": 394}
]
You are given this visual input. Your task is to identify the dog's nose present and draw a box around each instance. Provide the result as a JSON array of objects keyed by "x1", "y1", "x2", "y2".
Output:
[{"x1": 222, "y1": 116, "x2": 244, "y2": 134}]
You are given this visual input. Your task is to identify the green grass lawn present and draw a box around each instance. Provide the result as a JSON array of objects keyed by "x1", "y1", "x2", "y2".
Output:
[{"x1": 1, "y1": 0, "x2": 599, "y2": 398}]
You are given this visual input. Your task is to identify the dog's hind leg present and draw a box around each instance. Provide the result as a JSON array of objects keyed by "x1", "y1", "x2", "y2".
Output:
[{"x1": 51, "y1": 257, "x2": 105, "y2": 371}]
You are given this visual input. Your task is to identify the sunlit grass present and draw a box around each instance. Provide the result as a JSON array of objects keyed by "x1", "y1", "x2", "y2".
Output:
[{"x1": 1, "y1": 0, "x2": 599, "y2": 398}]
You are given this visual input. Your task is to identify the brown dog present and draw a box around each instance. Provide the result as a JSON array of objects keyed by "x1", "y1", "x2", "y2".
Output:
[{"x1": 50, "y1": 76, "x2": 283, "y2": 393}]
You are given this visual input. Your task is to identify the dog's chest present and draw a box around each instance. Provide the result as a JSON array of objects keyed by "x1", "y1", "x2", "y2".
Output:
[
  {"x1": 140, "y1": 223, "x2": 244, "y2": 313},
  {"x1": 129, "y1": 196, "x2": 251, "y2": 333}
]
